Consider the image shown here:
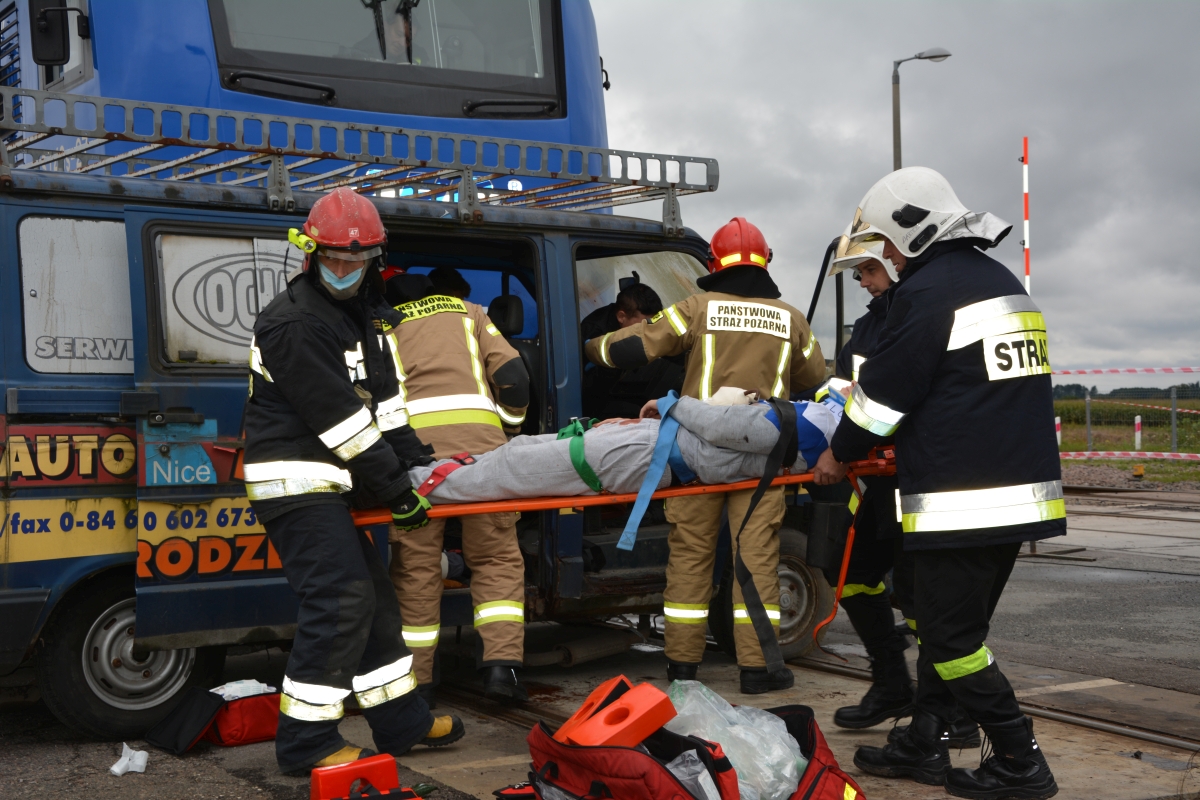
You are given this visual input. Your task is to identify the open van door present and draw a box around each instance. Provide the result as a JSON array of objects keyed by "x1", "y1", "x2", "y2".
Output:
[{"x1": 123, "y1": 206, "x2": 314, "y2": 651}]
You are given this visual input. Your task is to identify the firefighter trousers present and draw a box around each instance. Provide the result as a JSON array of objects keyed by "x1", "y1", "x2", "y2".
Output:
[
  {"x1": 840, "y1": 477, "x2": 909, "y2": 655},
  {"x1": 265, "y1": 504, "x2": 431, "y2": 773},
  {"x1": 390, "y1": 512, "x2": 525, "y2": 685},
  {"x1": 912, "y1": 542, "x2": 1024, "y2": 725},
  {"x1": 663, "y1": 487, "x2": 786, "y2": 669}
]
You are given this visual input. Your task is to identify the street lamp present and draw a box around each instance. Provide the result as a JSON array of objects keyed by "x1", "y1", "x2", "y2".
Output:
[{"x1": 892, "y1": 47, "x2": 951, "y2": 171}]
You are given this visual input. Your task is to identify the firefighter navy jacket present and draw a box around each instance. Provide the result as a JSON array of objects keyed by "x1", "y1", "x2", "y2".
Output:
[
  {"x1": 830, "y1": 240, "x2": 1066, "y2": 550},
  {"x1": 836, "y1": 293, "x2": 890, "y2": 383},
  {"x1": 244, "y1": 272, "x2": 427, "y2": 522}
]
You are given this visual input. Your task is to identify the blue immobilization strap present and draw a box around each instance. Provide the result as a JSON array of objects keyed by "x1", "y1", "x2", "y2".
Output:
[{"x1": 617, "y1": 392, "x2": 682, "y2": 551}]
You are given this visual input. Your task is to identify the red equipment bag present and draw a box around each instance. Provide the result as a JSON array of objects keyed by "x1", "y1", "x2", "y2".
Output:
[
  {"x1": 202, "y1": 692, "x2": 281, "y2": 747},
  {"x1": 526, "y1": 704, "x2": 864, "y2": 800},
  {"x1": 527, "y1": 721, "x2": 740, "y2": 799},
  {"x1": 768, "y1": 705, "x2": 866, "y2": 800}
]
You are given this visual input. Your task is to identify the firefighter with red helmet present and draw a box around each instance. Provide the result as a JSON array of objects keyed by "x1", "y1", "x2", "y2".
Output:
[
  {"x1": 585, "y1": 217, "x2": 826, "y2": 693},
  {"x1": 243, "y1": 188, "x2": 464, "y2": 774}
]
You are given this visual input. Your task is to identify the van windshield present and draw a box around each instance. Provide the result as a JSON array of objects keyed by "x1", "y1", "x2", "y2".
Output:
[
  {"x1": 210, "y1": 0, "x2": 560, "y2": 117},
  {"x1": 220, "y1": 0, "x2": 547, "y2": 77}
]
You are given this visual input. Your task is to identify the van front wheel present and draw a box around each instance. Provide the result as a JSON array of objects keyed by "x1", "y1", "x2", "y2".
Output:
[
  {"x1": 709, "y1": 528, "x2": 835, "y2": 661},
  {"x1": 37, "y1": 574, "x2": 225, "y2": 739}
]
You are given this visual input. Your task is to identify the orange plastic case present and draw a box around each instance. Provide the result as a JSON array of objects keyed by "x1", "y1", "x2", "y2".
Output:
[
  {"x1": 553, "y1": 675, "x2": 633, "y2": 743},
  {"x1": 565, "y1": 682, "x2": 676, "y2": 748}
]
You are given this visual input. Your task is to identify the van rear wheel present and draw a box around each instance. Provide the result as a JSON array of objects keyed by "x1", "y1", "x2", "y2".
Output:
[
  {"x1": 37, "y1": 574, "x2": 225, "y2": 740},
  {"x1": 710, "y1": 528, "x2": 834, "y2": 661}
]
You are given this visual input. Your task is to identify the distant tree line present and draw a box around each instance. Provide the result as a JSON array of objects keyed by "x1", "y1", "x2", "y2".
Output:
[{"x1": 1052, "y1": 382, "x2": 1200, "y2": 400}]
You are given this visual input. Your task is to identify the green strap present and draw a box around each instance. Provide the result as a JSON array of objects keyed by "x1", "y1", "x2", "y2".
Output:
[{"x1": 557, "y1": 419, "x2": 602, "y2": 492}]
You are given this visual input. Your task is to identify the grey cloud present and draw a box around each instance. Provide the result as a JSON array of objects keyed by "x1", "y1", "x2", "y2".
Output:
[{"x1": 592, "y1": 1, "x2": 1200, "y2": 383}]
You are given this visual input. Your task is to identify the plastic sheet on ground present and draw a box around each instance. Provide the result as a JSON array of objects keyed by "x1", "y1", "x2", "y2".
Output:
[
  {"x1": 665, "y1": 680, "x2": 807, "y2": 800},
  {"x1": 109, "y1": 742, "x2": 148, "y2": 776}
]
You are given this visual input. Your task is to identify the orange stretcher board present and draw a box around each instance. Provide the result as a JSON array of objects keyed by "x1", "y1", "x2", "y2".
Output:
[{"x1": 349, "y1": 454, "x2": 896, "y2": 526}]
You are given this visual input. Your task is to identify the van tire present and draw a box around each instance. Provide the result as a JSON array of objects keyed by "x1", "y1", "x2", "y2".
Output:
[
  {"x1": 709, "y1": 528, "x2": 835, "y2": 662},
  {"x1": 37, "y1": 574, "x2": 226, "y2": 740}
]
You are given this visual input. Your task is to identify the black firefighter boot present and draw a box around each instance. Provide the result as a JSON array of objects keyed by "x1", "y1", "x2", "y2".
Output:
[
  {"x1": 889, "y1": 704, "x2": 981, "y2": 748},
  {"x1": 667, "y1": 661, "x2": 699, "y2": 682},
  {"x1": 834, "y1": 644, "x2": 915, "y2": 728},
  {"x1": 854, "y1": 708, "x2": 952, "y2": 785},
  {"x1": 945, "y1": 716, "x2": 1058, "y2": 800},
  {"x1": 482, "y1": 666, "x2": 529, "y2": 704}
]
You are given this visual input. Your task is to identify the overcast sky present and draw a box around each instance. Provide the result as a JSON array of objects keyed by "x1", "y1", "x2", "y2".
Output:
[{"x1": 592, "y1": 1, "x2": 1200, "y2": 390}]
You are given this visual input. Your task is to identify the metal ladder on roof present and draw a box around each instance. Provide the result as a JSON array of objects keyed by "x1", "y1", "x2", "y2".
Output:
[{"x1": 0, "y1": 85, "x2": 719, "y2": 236}]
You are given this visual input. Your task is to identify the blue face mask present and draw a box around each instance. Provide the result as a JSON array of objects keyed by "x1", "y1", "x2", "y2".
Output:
[{"x1": 319, "y1": 263, "x2": 364, "y2": 291}]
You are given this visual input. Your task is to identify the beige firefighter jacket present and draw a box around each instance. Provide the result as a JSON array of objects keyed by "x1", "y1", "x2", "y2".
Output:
[
  {"x1": 386, "y1": 294, "x2": 528, "y2": 459},
  {"x1": 585, "y1": 291, "x2": 825, "y2": 401}
]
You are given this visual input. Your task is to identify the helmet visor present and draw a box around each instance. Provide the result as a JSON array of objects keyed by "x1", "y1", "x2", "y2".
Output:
[
  {"x1": 830, "y1": 234, "x2": 887, "y2": 276},
  {"x1": 316, "y1": 245, "x2": 383, "y2": 263}
]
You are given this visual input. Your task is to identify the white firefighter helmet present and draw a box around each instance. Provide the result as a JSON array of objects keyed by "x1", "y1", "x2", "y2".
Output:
[
  {"x1": 830, "y1": 224, "x2": 898, "y2": 283},
  {"x1": 845, "y1": 167, "x2": 974, "y2": 258}
]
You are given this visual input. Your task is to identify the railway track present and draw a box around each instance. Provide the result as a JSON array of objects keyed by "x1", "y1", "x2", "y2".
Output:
[{"x1": 433, "y1": 659, "x2": 1200, "y2": 756}]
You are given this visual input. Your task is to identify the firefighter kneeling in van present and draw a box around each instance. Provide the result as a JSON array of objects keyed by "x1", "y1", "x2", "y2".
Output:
[{"x1": 243, "y1": 188, "x2": 464, "y2": 774}]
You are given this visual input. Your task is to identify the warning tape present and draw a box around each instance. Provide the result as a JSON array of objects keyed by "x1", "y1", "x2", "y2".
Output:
[
  {"x1": 1052, "y1": 367, "x2": 1199, "y2": 375},
  {"x1": 1090, "y1": 398, "x2": 1200, "y2": 415},
  {"x1": 1060, "y1": 451, "x2": 1200, "y2": 461}
]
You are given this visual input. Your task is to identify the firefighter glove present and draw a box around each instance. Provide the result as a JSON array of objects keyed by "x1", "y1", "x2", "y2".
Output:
[{"x1": 392, "y1": 489, "x2": 432, "y2": 531}]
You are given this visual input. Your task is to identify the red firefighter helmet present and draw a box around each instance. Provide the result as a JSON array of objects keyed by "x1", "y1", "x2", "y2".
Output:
[
  {"x1": 707, "y1": 217, "x2": 771, "y2": 273},
  {"x1": 292, "y1": 187, "x2": 388, "y2": 267}
]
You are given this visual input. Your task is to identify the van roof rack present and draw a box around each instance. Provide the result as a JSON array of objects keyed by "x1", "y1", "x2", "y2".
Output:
[{"x1": 0, "y1": 86, "x2": 718, "y2": 236}]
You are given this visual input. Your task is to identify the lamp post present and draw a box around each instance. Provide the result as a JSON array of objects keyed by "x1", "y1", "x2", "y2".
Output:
[{"x1": 892, "y1": 47, "x2": 951, "y2": 171}]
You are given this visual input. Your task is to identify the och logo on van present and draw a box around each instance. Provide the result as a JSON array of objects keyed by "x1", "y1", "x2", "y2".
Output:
[{"x1": 172, "y1": 249, "x2": 290, "y2": 347}]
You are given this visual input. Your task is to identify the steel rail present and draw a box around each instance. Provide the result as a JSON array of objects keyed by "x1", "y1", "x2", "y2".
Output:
[{"x1": 790, "y1": 658, "x2": 1200, "y2": 753}]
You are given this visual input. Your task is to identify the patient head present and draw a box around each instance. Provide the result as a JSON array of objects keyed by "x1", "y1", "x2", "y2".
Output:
[{"x1": 615, "y1": 283, "x2": 663, "y2": 328}]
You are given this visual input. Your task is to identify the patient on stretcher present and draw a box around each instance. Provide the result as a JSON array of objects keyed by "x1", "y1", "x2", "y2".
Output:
[{"x1": 408, "y1": 385, "x2": 845, "y2": 504}]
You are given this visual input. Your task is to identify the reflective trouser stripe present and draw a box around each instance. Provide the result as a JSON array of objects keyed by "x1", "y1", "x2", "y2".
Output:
[
  {"x1": 901, "y1": 480, "x2": 1066, "y2": 533},
  {"x1": 664, "y1": 304, "x2": 688, "y2": 336},
  {"x1": 699, "y1": 334, "x2": 715, "y2": 401},
  {"x1": 474, "y1": 601, "x2": 524, "y2": 626},
  {"x1": 845, "y1": 383, "x2": 905, "y2": 436},
  {"x1": 402, "y1": 625, "x2": 441, "y2": 647},
  {"x1": 463, "y1": 318, "x2": 490, "y2": 396},
  {"x1": 664, "y1": 603, "x2": 709, "y2": 625},
  {"x1": 802, "y1": 332, "x2": 818, "y2": 359},
  {"x1": 771, "y1": 341, "x2": 791, "y2": 398},
  {"x1": 905, "y1": 618, "x2": 917, "y2": 630},
  {"x1": 351, "y1": 655, "x2": 418, "y2": 708},
  {"x1": 280, "y1": 676, "x2": 348, "y2": 721},
  {"x1": 848, "y1": 493, "x2": 860, "y2": 513},
  {"x1": 733, "y1": 603, "x2": 780, "y2": 624},
  {"x1": 934, "y1": 644, "x2": 995, "y2": 681},
  {"x1": 279, "y1": 693, "x2": 344, "y2": 721},
  {"x1": 841, "y1": 582, "x2": 886, "y2": 599}
]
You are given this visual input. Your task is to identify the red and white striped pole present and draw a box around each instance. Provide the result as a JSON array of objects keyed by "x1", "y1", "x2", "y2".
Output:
[
  {"x1": 1135, "y1": 415, "x2": 1142, "y2": 451},
  {"x1": 1021, "y1": 136, "x2": 1030, "y2": 294}
]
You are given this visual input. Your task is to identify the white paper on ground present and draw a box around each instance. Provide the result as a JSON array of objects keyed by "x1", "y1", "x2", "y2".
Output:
[
  {"x1": 109, "y1": 742, "x2": 148, "y2": 776},
  {"x1": 209, "y1": 678, "x2": 277, "y2": 701}
]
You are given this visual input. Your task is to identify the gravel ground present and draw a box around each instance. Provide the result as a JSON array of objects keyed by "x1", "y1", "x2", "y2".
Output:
[{"x1": 1062, "y1": 463, "x2": 1200, "y2": 491}]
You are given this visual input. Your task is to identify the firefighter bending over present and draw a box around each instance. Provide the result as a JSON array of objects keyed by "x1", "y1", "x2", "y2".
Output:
[
  {"x1": 586, "y1": 218, "x2": 826, "y2": 694},
  {"x1": 243, "y1": 188, "x2": 464, "y2": 774}
]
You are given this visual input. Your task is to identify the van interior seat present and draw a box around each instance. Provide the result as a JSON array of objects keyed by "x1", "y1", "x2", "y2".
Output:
[{"x1": 488, "y1": 295, "x2": 541, "y2": 430}]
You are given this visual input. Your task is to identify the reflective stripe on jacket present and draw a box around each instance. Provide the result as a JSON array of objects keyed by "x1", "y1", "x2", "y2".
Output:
[
  {"x1": 829, "y1": 240, "x2": 1065, "y2": 549},
  {"x1": 585, "y1": 291, "x2": 825, "y2": 402},
  {"x1": 387, "y1": 295, "x2": 529, "y2": 459}
]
